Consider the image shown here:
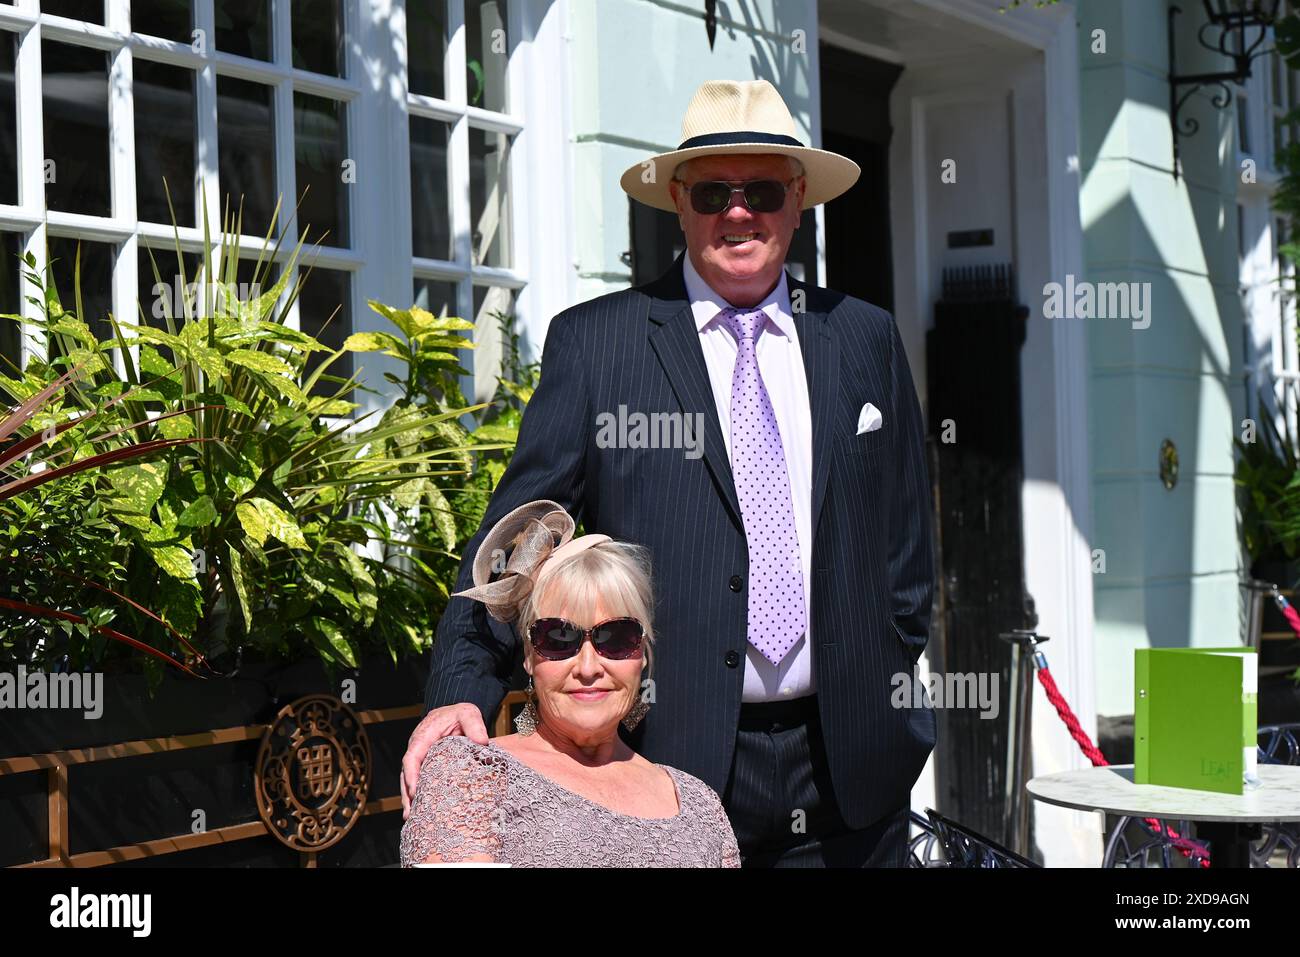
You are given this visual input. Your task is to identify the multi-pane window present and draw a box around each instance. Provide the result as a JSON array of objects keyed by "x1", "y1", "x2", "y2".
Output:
[
  {"x1": 1272, "y1": 12, "x2": 1300, "y2": 159},
  {"x1": 0, "y1": 1, "x2": 534, "y2": 408},
  {"x1": 1239, "y1": 8, "x2": 1300, "y2": 430},
  {"x1": 407, "y1": 0, "x2": 522, "y2": 403},
  {"x1": 0, "y1": 0, "x2": 356, "y2": 379}
]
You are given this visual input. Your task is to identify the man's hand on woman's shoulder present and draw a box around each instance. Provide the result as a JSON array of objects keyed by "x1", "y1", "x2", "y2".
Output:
[{"x1": 401, "y1": 703, "x2": 490, "y2": 819}]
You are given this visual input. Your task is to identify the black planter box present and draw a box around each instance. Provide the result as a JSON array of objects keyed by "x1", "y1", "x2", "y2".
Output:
[{"x1": 0, "y1": 652, "x2": 428, "y2": 868}]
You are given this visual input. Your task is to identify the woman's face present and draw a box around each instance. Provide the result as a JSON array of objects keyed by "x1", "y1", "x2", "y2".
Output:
[{"x1": 525, "y1": 595, "x2": 645, "y2": 746}]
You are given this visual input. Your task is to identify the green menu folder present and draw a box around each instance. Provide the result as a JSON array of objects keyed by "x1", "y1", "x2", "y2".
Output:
[{"x1": 1134, "y1": 647, "x2": 1258, "y2": 795}]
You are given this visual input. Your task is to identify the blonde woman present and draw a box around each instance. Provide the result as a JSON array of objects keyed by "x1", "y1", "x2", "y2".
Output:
[{"x1": 400, "y1": 500, "x2": 741, "y2": 867}]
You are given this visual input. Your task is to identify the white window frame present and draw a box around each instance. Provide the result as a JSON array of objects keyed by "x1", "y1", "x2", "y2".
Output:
[
  {"x1": 1238, "y1": 6, "x2": 1300, "y2": 432},
  {"x1": 405, "y1": 0, "x2": 529, "y2": 404},
  {"x1": 0, "y1": 0, "x2": 363, "y2": 373},
  {"x1": 0, "y1": 0, "x2": 573, "y2": 414}
]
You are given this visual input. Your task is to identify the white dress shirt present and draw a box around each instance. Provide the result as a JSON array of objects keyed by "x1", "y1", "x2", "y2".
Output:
[{"x1": 682, "y1": 252, "x2": 816, "y2": 703}]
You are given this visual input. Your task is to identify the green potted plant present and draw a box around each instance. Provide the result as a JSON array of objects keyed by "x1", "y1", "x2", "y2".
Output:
[{"x1": 0, "y1": 205, "x2": 527, "y2": 866}]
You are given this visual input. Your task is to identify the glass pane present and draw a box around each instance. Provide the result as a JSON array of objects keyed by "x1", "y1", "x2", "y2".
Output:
[
  {"x1": 410, "y1": 116, "x2": 451, "y2": 260},
  {"x1": 466, "y1": 0, "x2": 508, "y2": 112},
  {"x1": 1274, "y1": 52, "x2": 1284, "y2": 106},
  {"x1": 137, "y1": 247, "x2": 203, "y2": 330},
  {"x1": 135, "y1": 59, "x2": 196, "y2": 226},
  {"x1": 292, "y1": 0, "x2": 344, "y2": 77},
  {"x1": 1237, "y1": 93, "x2": 1250, "y2": 154},
  {"x1": 45, "y1": 237, "x2": 114, "y2": 344},
  {"x1": 132, "y1": 0, "x2": 193, "y2": 42},
  {"x1": 217, "y1": 76, "x2": 276, "y2": 238},
  {"x1": 42, "y1": 1, "x2": 103, "y2": 23},
  {"x1": 469, "y1": 127, "x2": 511, "y2": 267},
  {"x1": 294, "y1": 92, "x2": 348, "y2": 247},
  {"x1": 0, "y1": 233, "x2": 21, "y2": 374},
  {"x1": 413, "y1": 278, "x2": 458, "y2": 318},
  {"x1": 215, "y1": 0, "x2": 271, "y2": 61},
  {"x1": 0, "y1": 34, "x2": 15, "y2": 206},
  {"x1": 298, "y1": 267, "x2": 352, "y2": 396},
  {"x1": 43, "y1": 41, "x2": 110, "y2": 217},
  {"x1": 471, "y1": 284, "x2": 515, "y2": 403},
  {"x1": 407, "y1": 1, "x2": 446, "y2": 99}
]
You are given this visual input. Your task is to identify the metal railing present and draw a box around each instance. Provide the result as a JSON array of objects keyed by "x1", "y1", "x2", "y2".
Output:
[{"x1": 0, "y1": 692, "x2": 525, "y2": 868}]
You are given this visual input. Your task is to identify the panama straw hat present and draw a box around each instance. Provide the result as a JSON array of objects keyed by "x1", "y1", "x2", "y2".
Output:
[{"x1": 620, "y1": 79, "x2": 860, "y2": 213}]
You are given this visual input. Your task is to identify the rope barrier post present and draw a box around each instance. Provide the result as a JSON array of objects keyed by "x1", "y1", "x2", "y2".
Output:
[
  {"x1": 1240, "y1": 578, "x2": 1276, "y2": 654},
  {"x1": 997, "y1": 628, "x2": 1050, "y2": 857}
]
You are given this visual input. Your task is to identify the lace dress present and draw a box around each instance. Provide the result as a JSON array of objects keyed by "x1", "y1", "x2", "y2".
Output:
[{"x1": 400, "y1": 735, "x2": 742, "y2": 867}]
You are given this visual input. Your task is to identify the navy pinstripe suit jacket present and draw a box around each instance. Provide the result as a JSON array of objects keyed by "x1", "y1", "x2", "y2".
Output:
[{"x1": 425, "y1": 254, "x2": 936, "y2": 829}]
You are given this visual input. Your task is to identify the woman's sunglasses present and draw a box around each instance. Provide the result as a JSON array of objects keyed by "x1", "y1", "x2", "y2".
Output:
[
  {"x1": 527, "y1": 616, "x2": 645, "y2": 661},
  {"x1": 675, "y1": 178, "x2": 794, "y2": 215}
]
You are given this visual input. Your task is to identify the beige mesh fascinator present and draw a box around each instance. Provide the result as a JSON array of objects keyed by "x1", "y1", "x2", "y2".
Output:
[{"x1": 452, "y1": 500, "x2": 611, "y2": 623}]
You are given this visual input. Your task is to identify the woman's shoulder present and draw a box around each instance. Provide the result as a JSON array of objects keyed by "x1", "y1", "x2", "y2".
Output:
[
  {"x1": 658, "y1": 763, "x2": 727, "y2": 812},
  {"x1": 656, "y1": 764, "x2": 741, "y2": 866},
  {"x1": 421, "y1": 735, "x2": 511, "y2": 779}
]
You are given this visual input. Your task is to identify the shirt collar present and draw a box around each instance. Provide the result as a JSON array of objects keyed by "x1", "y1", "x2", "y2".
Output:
[{"x1": 681, "y1": 251, "x2": 795, "y2": 339}]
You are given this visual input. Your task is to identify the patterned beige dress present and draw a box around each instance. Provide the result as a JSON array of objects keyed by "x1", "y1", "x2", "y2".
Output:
[{"x1": 400, "y1": 735, "x2": 742, "y2": 867}]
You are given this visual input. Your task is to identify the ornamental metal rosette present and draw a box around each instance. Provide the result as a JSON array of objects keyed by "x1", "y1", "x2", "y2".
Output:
[{"x1": 255, "y1": 694, "x2": 372, "y2": 851}]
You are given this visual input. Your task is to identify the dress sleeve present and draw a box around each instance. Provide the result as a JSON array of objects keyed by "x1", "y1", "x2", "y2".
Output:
[
  {"x1": 705, "y1": 786, "x2": 742, "y2": 868},
  {"x1": 399, "y1": 739, "x2": 507, "y2": 866},
  {"x1": 720, "y1": 816, "x2": 742, "y2": 868}
]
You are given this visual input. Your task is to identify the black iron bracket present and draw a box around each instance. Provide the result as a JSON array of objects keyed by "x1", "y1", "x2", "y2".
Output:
[{"x1": 1168, "y1": 4, "x2": 1274, "y2": 180}]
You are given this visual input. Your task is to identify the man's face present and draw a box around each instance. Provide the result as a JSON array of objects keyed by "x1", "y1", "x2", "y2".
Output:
[{"x1": 669, "y1": 154, "x2": 806, "y2": 307}]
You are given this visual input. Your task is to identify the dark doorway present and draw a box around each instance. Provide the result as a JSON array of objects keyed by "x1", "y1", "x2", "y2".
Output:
[
  {"x1": 819, "y1": 44, "x2": 902, "y2": 312},
  {"x1": 926, "y1": 264, "x2": 1036, "y2": 857}
]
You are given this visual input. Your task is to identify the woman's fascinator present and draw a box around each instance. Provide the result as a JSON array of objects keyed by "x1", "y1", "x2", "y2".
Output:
[{"x1": 452, "y1": 500, "x2": 611, "y2": 623}]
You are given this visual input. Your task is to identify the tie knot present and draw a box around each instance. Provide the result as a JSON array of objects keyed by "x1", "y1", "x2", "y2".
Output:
[{"x1": 720, "y1": 307, "x2": 766, "y2": 344}]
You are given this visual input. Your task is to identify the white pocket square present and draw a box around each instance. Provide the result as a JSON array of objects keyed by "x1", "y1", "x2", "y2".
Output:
[{"x1": 856, "y1": 402, "x2": 883, "y2": 435}]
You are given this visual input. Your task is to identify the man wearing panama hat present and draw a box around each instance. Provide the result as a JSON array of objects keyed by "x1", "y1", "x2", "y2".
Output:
[{"x1": 403, "y1": 78, "x2": 936, "y2": 867}]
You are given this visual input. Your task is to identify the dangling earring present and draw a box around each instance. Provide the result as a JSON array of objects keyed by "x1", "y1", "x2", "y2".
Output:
[
  {"x1": 622, "y1": 697, "x2": 650, "y2": 731},
  {"x1": 515, "y1": 677, "x2": 540, "y2": 735}
]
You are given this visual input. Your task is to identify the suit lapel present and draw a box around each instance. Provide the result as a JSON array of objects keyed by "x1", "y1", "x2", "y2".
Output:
[
  {"x1": 790, "y1": 275, "x2": 839, "y2": 547},
  {"x1": 646, "y1": 258, "x2": 743, "y2": 530}
]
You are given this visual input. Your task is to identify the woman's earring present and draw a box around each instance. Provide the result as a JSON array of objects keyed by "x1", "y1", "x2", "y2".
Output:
[
  {"x1": 515, "y1": 677, "x2": 540, "y2": 736},
  {"x1": 622, "y1": 696, "x2": 650, "y2": 731}
]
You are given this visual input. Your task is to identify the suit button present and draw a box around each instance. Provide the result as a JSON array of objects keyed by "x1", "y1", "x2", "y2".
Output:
[
  {"x1": 724, "y1": 651, "x2": 740, "y2": 668},
  {"x1": 729, "y1": 575, "x2": 743, "y2": 592}
]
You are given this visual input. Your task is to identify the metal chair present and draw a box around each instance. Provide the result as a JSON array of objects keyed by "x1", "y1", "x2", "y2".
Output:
[
  {"x1": 1102, "y1": 815, "x2": 1209, "y2": 868},
  {"x1": 1252, "y1": 722, "x2": 1300, "y2": 868},
  {"x1": 923, "y1": 808, "x2": 1040, "y2": 868},
  {"x1": 907, "y1": 811, "x2": 946, "y2": 867}
]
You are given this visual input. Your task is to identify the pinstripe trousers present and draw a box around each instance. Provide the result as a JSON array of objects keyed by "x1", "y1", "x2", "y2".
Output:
[{"x1": 723, "y1": 695, "x2": 910, "y2": 868}]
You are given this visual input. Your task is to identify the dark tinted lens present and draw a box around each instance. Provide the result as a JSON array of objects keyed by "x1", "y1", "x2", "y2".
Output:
[
  {"x1": 690, "y1": 181, "x2": 731, "y2": 214},
  {"x1": 530, "y1": 618, "x2": 583, "y2": 658},
  {"x1": 743, "y1": 180, "x2": 785, "y2": 212},
  {"x1": 592, "y1": 618, "x2": 644, "y2": 659}
]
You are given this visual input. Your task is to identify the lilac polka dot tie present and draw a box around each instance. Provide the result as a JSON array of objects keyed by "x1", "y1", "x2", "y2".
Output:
[{"x1": 720, "y1": 306, "x2": 806, "y2": 666}]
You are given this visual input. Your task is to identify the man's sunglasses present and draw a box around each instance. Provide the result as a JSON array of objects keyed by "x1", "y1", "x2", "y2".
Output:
[
  {"x1": 675, "y1": 178, "x2": 795, "y2": 215},
  {"x1": 527, "y1": 616, "x2": 646, "y2": 661}
]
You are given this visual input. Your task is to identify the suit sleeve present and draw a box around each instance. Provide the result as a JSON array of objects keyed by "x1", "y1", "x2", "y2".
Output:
[
  {"x1": 424, "y1": 313, "x2": 590, "y2": 723},
  {"x1": 886, "y1": 314, "x2": 935, "y2": 664}
]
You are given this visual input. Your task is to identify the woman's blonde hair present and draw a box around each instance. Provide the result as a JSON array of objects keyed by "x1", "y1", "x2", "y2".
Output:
[{"x1": 518, "y1": 541, "x2": 656, "y2": 679}]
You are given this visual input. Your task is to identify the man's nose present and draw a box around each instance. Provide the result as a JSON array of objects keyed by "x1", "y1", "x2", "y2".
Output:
[{"x1": 722, "y1": 193, "x2": 754, "y2": 217}]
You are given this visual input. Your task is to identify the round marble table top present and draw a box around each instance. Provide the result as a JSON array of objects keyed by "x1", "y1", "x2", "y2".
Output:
[{"x1": 1027, "y1": 765, "x2": 1300, "y2": 823}]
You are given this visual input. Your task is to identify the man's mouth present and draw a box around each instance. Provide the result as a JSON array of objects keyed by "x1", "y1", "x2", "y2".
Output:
[{"x1": 722, "y1": 232, "x2": 759, "y2": 245}]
